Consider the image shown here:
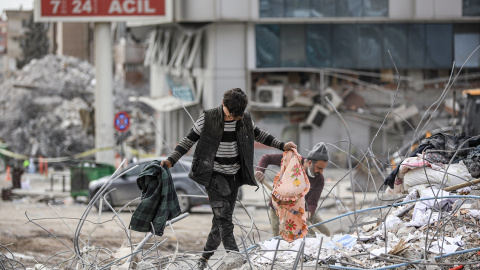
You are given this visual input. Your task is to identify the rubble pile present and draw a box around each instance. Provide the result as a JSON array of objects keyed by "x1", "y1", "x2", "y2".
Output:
[
  {"x1": 242, "y1": 187, "x2": 480, "y2": 269},
  {"x1": 0, "y1": 54, "x2": 155, "y2": 162}
]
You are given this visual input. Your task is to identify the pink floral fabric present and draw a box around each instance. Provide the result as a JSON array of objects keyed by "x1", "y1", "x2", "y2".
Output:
[
  {"x1": 272, "y1": 149, "x2": 310, "y2": 242},
  {"x1": 398, "y1": 156, "x2": 432, "y2": 177}
]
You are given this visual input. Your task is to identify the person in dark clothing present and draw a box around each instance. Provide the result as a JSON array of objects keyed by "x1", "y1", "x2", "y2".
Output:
[
  {"x1": 255, "y1": 142, "x2": 331, "y2": 236},
  {"x1": 161, "y1": 88, "x2": 296, "y2": 270},
  {"x1": 11, "y1": 165, "x2": 24, "y2": 189}
]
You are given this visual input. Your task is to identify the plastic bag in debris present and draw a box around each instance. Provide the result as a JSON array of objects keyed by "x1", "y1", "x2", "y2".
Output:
[
  {"x1": 406, "y1": 188, "x2": 457, "y2": 227},
  {"x1": 292, "y1": 236, "x2": 330, "y2": 258},
  {"x1": 384, "y1": 215, "x2": 403, "y2": 231},
  {"x1": 369, "y1": 247, "x2": 391, "y2": 258},
  {"x1": 466, "y1": 209, "x2": 480, "y2": 219},
  {"x1": 325, "y1": 234, "x2": 357, "y2": 250},
  {"x1": 445, "y1": 235, "x2": 465, "y2": 246},
  {"x1": 424, "y1": 236, "x2": 462, "y2": 254},
  {"x1": 257, "y1": 235, "x2": 331, "y2": 264},
  {"x1": 258, "y1": 239, "x2": 290, "y2": 263}
]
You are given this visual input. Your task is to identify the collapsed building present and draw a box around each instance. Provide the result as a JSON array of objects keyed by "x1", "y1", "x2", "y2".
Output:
[{"x1": 0, "y1": 54, "x2": 155, "y2": 167}]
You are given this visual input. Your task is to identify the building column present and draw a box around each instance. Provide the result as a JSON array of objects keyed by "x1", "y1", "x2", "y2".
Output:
[{"x1": 94, "y1": 22, "x2": 115, "y2": 165}]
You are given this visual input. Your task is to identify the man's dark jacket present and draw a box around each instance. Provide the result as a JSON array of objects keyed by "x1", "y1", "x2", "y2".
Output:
[{"x1": 189, "y1": 105, "x2": 257, "y2": 188}]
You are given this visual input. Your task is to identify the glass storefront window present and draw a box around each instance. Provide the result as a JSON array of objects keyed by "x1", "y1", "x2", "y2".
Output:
[
  {"x1": 259, "y1": 0, "x2": 284, "y2": 18},
  {"x1": 336, "y1": 0, "x2": 362, "y2": 17},
  {"x1": 463, "y1": 0, "x2": 480, "y2": 16},
  {"x1": 310, "y1": 0, "x2": 336, "y2": 17},
  {"x1": 332, "y1": 24, "x2": 358, "y2": 68},
  {"x1": 455, "y1": 33, "x2": 480, "y2": 68},
  {"x1": 256, "y1": 22, "x2": 460, "y2": 69},
  {"x1": 280, "y1": 25, "x2": 306, "y2": 67},
  {"x1": 357, "y1": 24, "x2": 383, "y2": 68},
  {"x1": 256, "y1": 24, "x2": 280, "y2": 67},
  {"x1": 454, "y1": 23, "x2": 480, "y2": 68},
  {"x1": 407, "y1": 24, "x2": 426, "y2": 68},
  {"x1": 383, "y1": 24, "x2": 408, "y2": 69},
  {"x1": 306, "y1": 24, "x2": 332, "y2": 67},
  {"x1": 425, "y1": 24, "x2": 453, "y2": 68},
  {"x1": 363, "y1": 0, "x2": 388, "y2": 17},
  {"x1": 260, "y1": 0, "x2": 388, "y2": 18},
  {"x1": 285, "y1": 0, "x2": 310, "y2": 17}
]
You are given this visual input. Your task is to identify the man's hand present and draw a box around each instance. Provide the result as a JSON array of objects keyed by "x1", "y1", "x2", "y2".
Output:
[
  {"x1": 283, "y1": 141, "x2": 297, "y2": 151},
  {"x1": 160, "y1": 159, "x2": 172, "y2": 168},
  {"x1": 306, "y1": 211, "x2": 311, "y2": 220},
  {"x1": 255, "y1": 171, "x2": 265, "y2": 183}
]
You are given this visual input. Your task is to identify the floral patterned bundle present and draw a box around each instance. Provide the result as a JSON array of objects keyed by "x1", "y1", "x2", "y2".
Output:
[{"x1": 272, "y1": 149, "x2": 310, "y2": 242}]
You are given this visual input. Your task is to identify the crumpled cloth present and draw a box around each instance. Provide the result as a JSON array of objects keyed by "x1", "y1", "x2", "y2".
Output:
[
  {"x1": 406, "y1": 188, "x2": 457, "y2": 227},
  {"x1": 387, "y1": 155, "x2": 433, "y2": 194},
  {"x1": 398, "y1": 155, "x2": 436, "y2": 178},
  {"x1": 388, "y1": 154, "x2": 462, "y2": 194},
  {"x1": 272, "y1": 149, "x2": 310, "y2": 242},
  {"x1": 384, "y1": 132, "x2": 474, "y2": 189}
]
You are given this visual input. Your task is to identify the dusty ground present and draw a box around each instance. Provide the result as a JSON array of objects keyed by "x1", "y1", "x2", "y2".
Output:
[
  {"x1": 0, "y1": 170, "x2": 367, "y2": 269},
  {"x1": 0, "y1": 200, "x2": 273, "y2": 269}
]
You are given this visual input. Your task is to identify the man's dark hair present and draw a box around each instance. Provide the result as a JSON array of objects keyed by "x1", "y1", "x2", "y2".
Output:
[{"x1": 223, "y1": 88, "x2": 248, "y2": 117}]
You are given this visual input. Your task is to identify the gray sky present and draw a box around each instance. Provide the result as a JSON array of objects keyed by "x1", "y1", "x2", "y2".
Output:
[{"x1": 1, "y1": 0, "x2": 34, "y2": 19}]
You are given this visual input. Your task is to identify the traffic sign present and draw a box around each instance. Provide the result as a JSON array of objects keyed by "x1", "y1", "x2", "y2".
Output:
[{"x1": 114, "y1": 111, "x2": 130, "y2": 132}]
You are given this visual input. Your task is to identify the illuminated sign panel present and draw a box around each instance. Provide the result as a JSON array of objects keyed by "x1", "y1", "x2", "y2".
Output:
[{"x1": 35, "y1": 0, "x2": 171, "y2": 22}]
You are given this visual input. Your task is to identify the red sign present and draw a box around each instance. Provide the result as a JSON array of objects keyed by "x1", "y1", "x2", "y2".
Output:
[
  {"x1": 40, "y1": 0, "x2": 165, "y2": 17},
  {"x1": 114, "y1": 111, "x2": 130, "y2": 132}
]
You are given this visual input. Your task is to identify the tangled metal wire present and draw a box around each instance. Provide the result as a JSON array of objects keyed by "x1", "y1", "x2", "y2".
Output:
[{"x1": 2, "y1": 48, "x2": 480, "y2": 270}]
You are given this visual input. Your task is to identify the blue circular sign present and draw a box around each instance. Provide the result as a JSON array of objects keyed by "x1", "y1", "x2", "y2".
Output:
[{"x1": 114, "y1": 111, "x2": 130, "y2": 132}]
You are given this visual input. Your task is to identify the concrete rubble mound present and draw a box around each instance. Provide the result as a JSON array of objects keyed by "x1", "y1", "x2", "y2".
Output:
[
  {"x1": 242, "y1": 187, "x2": 480, "y2": 269},
  {"x1": 0, "y1": 54, "x2": 154, "y2": 163}
]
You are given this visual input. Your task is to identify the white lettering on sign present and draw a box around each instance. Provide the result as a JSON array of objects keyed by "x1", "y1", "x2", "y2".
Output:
[
  {"x1": 124, "y1": 0, "x2": 135, "y2": 13},
  {"x1": 72, "y1": 0, "x2": 92, "y2": 14},
  {"x1": 145, "y1": 0, "x2": 155, "y2": 13},
  {"x1": 108, "y1": 0, "x2": 122, "y2": 14},
  {"x1": 108, "y1": 0, "x2": 156, "y2": 14},
  {"x1": 50, "y1": 0, "x2": 61, "y2": 14}
]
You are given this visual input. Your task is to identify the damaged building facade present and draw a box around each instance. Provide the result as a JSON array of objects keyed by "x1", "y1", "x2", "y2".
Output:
[{"x1": 132, "y1": 0, "x2": 480, "y2": 173}]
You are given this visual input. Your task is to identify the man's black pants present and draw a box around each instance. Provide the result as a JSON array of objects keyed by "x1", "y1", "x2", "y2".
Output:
[{"x1": 202, "y1": 173, "x2": 239, "y2": 259}]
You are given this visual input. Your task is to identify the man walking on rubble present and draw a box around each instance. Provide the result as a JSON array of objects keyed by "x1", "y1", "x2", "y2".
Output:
[
  {"x1": 255, "y1": 142, "x2": 331, "y2": 237},
  {"x1": 161, "y1": 88, "x2": 296, "y2": 270}
]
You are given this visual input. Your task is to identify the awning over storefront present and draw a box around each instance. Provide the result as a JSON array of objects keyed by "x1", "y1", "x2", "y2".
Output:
[{"x1": 129, "y1": 95, "x2": 198, "y2": 112}]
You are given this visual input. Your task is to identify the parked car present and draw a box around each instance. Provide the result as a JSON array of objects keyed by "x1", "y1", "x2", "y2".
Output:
[
  {"x1": 88, "y1": 157, "x2": 243, "y2": 213},
  {"x1": 89, "y1": 157, "x2": 206, "y2": 213}
]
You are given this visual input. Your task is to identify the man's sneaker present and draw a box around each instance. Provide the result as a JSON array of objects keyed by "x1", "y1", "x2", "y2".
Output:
[
  {"x1": 195, "y1": 256, "x2": 208, "y2": 270},
  {"x1": 217, "y1": 252, "x2": 245, "y2": 270}
]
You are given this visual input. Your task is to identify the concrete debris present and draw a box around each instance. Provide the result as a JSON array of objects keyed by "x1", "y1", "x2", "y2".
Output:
[
  {"x1": 0, "y1": 54, "x2": 154, "y2": 161},
  {"x1": 217, "y1": 252, "x2": 245, "y2": 270},
  {"x1": 136, "y1": 261, "x2": 156, "y2": 270},
  {"x1": 244, "y1": 191, "x2": 480, "y2": 269}
]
